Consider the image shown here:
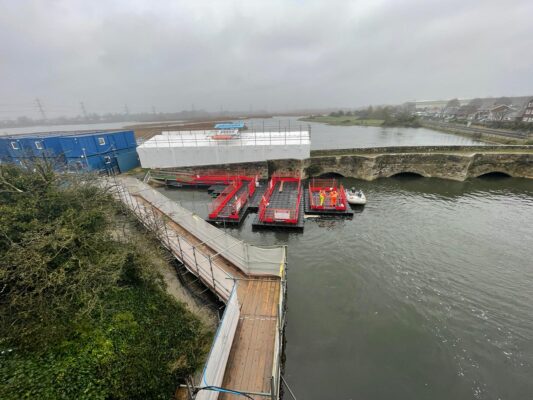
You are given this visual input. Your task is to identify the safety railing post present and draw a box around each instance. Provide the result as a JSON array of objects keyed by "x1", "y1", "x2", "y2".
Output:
[
  {"x1": 192, "y1": 246, "x2": 200, "y2": 276},
  {"x1": 161, "y1": 214, "x2": 171, "y2": 249},
  {"x1": 176, "y1": 235, "x2": 184, "y2": 262},
  {"x1": 208, "y1": 257, "x2": 217, "y2": 293}
]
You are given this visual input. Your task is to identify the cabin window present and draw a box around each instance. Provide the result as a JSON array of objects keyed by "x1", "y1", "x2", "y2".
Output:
[
  {"x1": 98, "y1": 137, "x2": 106, "y2": 145},
  {"x1": 10, "y1": 141, "x2": 19, "y2": 150},
  {"x1": 35, "y1": 141, "x2": 43, "y2": 150}
]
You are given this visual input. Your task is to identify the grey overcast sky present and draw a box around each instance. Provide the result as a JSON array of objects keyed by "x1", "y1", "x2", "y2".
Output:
[{"x1": 1, "y1": 0, "x2": 532, "y2": 118}]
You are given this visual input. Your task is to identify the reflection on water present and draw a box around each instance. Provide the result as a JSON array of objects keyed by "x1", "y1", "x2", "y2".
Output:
[{"x1": 157, "y1": 177, "x2": 533, "y2": 400}]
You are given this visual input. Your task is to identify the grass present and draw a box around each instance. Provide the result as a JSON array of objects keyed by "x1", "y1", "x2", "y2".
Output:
[{"x1": 299, "y1": 115, "x2": 384, "y2": 126}]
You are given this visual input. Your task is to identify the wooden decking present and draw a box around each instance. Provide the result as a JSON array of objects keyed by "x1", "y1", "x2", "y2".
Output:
[
  {"x1": 220, "y1": 280, "x2": 280, "y2": 398},
  {"x1": 130, "y1": 192, "x2": 282, "y2": 399}
]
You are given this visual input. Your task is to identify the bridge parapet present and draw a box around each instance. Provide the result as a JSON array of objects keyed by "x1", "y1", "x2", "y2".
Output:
[{"x1": 310, "y1": 145, "x2": 533, "y2": 157}]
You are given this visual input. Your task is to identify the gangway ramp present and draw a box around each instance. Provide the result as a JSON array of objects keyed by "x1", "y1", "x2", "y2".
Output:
[{"x1": 112, "y1": 177, "x2": 286, "y2": 400}]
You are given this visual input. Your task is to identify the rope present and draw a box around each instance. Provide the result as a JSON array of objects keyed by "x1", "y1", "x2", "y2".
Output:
[
  {"x1": 194, "y1": 386, "x2": 254, "y2": 399},
  {"x1": 281, "y1": 375, "x2": 298, "y2": 400}
]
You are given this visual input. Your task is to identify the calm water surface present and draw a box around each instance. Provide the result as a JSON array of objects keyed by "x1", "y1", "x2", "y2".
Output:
[
  {"x1": 246, "y1": 116, "x2": 487, "y2": 149},
  {"x1": 157, "y1": 176, "x2": 533, "y2": 400}
]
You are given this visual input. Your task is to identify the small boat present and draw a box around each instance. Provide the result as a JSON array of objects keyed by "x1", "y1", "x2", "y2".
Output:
[
  {"x1": 345, "y1": 187, "x2": 366, "y2": 205},
  {"x1": 211, "y1": 128, "x2": 240, "y2": 140},
  {"x1": 211, "y1": 134, "x2": 236, "y2": 140}
]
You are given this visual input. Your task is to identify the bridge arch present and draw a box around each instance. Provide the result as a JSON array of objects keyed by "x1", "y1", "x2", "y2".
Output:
[
  {"x1": 388, "y1": 171, "x2": 426, "y2": 178},
  {"x1": 317, "y1": 171, "x2": 345, "y2": 178},
  {"x1": 474, "y1": 171, "x2": 512, "y2": 178},
  {"x1": 383, "y1": 168, "x2": 430, "y2": 178}
]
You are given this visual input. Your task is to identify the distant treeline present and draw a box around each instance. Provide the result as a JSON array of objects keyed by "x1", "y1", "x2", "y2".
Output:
[
  {"x1": 0, "y1": 110, "x2": 228, "y2": 129},
  {"x1": 329, "y1": 105, "x2": 396, "y2": 120},
  {"x1": 0, "y1": 107, "x2": 281, "y2": 129}
]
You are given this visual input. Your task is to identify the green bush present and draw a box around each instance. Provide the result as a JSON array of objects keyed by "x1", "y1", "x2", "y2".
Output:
[
  {"x1": 0, "y1": 163, "x2": 210, "y2": 399},
  {"x1": 383, "y1": 113, "x2": 421, "y2": 128}
]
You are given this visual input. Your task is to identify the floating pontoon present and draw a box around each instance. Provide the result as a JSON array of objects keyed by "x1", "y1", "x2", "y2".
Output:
[
  {"x1": 252, "y1": 173, "x2": 304, "y2": 231},
  {"x1": 304, "y1": 178, "x2": 354, "y2": 217}
]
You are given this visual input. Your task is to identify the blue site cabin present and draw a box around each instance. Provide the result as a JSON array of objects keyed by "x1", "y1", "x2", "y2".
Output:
[
  {"x1": 214, "y1": 121, "x2": 246, "y2": 130},
  {"x1": 0, "y1": 130, "x2": 139, "y2": 173}
]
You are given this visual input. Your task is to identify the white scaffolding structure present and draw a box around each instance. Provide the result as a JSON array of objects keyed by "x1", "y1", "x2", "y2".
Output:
[{"x1": 137, "y1": 128, "x2": 311, "y2": 168}]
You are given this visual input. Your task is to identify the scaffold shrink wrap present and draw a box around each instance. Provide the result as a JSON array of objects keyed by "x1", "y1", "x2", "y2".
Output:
[
  {"x1": 116, "y1": 177, "x2": 286, "y2": 276},
  {"x1": 197, "y1": 285, "x2": 240, "y2": 400},
  {"x1": 136, "y1": 129, "x2": 311, "y2": 168}
]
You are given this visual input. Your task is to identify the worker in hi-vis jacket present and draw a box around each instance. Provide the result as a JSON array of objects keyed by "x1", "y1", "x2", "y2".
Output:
[
  {"x1": 319, "y1": 189, "x2": 326, "y2": 206},
  {"x1": 330, "y1": 189, "x2": 338, "y2": 206}
]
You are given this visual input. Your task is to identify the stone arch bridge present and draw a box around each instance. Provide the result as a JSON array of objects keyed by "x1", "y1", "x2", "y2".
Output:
[
  {"x1": 273, "y1": 145, "x2": 533, "y2": 181},
  {"x1": 155, "y1": 146, "x2": 533, "y2": 182}
]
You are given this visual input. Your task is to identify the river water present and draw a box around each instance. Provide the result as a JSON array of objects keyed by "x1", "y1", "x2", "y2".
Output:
[
  {"x1": 246, "y1": 116, "x2": 487, "y2": 149},
  {"x1": 157, "y1": 175, "x2": 533, "y2": 400}
]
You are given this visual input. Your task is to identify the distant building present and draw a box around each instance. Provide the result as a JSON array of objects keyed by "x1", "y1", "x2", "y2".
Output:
[
  {"x1": 411, "y1": 99, "x2": 457, "y2": 111},
  {"x1": 488, "y1": 104, "x2": 516, "y2": 121},
  {"x1": 522, "y1": 99, "x2": 533, "y2": 122},
  {"x1": 406, "y1": 96, "x2": 533, "y2": 122},
  {"x1": 442, "y1": 106, "x2": 459, "y2": 119},
  {"x1": 0, "y1": 130, "x2": 139, "y2": 173}
]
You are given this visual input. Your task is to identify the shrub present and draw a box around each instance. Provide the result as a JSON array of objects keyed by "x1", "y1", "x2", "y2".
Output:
[{"x1": 0, "y1": 163, "x2": 210, "y2": 399}]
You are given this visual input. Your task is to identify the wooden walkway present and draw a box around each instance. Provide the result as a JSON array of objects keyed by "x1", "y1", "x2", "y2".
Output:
[
  {"x1": 220, "y1": 280, "x2": 280, "y2": 398},
  {"x1": 116, "y1": 180, "x2": 284, "y2": 399}
]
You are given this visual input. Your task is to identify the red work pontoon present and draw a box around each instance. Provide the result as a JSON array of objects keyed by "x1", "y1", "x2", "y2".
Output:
[
  {"x1": 258, "y1": 173, "x2": 302, "y2": 225},
  {"x1": 307, "y1": 178, "x2": 347, "y2": 211}
]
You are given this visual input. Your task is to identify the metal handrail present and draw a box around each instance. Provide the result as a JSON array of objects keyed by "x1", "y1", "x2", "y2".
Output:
[
  {"x1": 308, "y1": 179, "x2": 346, "y2": 210},
  {"x1": 208, "y1": 179, "x2": 241, "y2": 218},
  {"x1": 118, "y1": 185, "x2": 234, "y2": 297}
]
